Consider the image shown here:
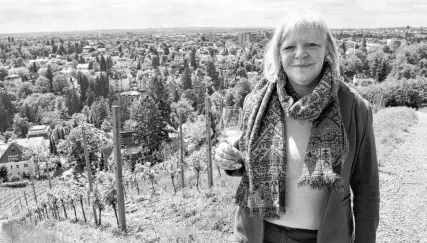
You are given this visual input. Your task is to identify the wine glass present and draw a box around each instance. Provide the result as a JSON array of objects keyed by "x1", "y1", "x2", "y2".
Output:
[{"x1": 217, "y1": 106, "x2": 244, "y2": 170}]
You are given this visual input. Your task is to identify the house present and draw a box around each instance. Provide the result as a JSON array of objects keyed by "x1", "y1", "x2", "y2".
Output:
[
  {"x1": 82, "y1": 45, "x2": 94, "y2": 54},
  {"x1": 107, "y1": 131, "x2": 138, "y2": 171},
  {"x1": 76, "y1": 63, "x2": 89, "y2": 72},
  {"x1": 120, "y1": 90, "x2": 143, "y2": 106},
  {"x1": 97, "y1": 43, "x2": 106, "y2": 52},
  {"x1": 110, "y1": 78, "x2": 130, "y2": 91},
  {"x1": 116, "y1": 58, "x2": 133, "y2": 69},
  {"x1": 0, "y1": 141, "x2": 34, "y2": 178},
  {"x1": 27, "y1": 125, "x2": 51, "y2": 139}
]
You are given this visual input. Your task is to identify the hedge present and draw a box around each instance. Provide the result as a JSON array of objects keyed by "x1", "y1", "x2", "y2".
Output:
[
  {"x1": 354, "y1": 78, "x2": 427, "y2": 109},
  {"x1": 0, "y1": 181, "x2": 29, "y2": 188}
]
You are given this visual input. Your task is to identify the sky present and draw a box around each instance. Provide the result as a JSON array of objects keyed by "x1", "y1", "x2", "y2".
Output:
[{"x1": 0, "y1": 0, "x2": 426, "y2": 34}]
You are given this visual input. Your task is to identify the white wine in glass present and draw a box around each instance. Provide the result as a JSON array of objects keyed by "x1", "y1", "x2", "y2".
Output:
[{"x1": 218, "y1": 106, "x2": 244, "y2": 170}]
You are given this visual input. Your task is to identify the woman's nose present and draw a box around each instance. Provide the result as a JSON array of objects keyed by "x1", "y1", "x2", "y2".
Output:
[{"x1": 294, "y1": 47, "x2": 308, "y2": 59}]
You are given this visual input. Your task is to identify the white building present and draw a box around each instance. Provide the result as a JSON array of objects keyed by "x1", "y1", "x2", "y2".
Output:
[
  {"x1": 110, "y1": 78, "x2": 130, "y2": 91},
  {"x1": 116, "y1": 58, "x2": 133, "y2": 69},
  {"x1": 0, "y1": 142, "x2": 34, "y2": 178}
]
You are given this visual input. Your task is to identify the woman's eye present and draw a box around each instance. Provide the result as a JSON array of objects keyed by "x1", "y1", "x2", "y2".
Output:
[
  {"x1": 283, "y1": 46, "x2": 294, "y2": 51},
  {"x1": 308, "y1": 43, "x2": 318, "y2": 47}
]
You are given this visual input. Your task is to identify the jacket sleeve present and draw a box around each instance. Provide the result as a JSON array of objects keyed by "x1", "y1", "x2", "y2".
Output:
[{"x1": 350, "y1": 103, "x2": 380, "y2": 243}]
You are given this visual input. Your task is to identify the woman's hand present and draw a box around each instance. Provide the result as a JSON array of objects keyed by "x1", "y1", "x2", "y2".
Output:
[{"x1": 214, "y1": 141, "x2": 242, "y2": 170}]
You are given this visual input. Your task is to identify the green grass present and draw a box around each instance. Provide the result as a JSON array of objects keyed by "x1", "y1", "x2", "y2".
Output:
[{"x1": 373, "y1": 106, "x2": 419, "y2": 166}]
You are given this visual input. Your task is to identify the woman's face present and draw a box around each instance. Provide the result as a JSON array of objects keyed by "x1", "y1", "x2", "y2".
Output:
[{"x1": 279, "y1": 26, "x2": 327, "y2": 87}]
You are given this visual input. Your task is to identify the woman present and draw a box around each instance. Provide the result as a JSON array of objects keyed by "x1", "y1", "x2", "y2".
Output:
[{"x1": 214, "y1": 10, "x2": 379, "y2": 243}]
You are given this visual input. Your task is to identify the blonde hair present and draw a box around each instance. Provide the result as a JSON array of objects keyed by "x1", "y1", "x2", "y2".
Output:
[{"x1": 263, "y1": 10, "x2": 340, "y2": 82}]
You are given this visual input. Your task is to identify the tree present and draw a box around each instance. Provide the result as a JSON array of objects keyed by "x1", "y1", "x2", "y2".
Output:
[
  {"x1": 0, "y1": 165, "x2": 8, "y2": 182},
  {"x1": 86, "y1": 86, "x2": 96, "y2": 107},
  {"x1": 151, "y1": 55, "x2": 159, "y2": 69},
  {"x1": 35, "y1": 76, "x2": 51, "y2": 93},
  {"x1": 53, "y1": 73, "x2": 71, "y2": 95},
  {"x1": 149, "y1": 75, "x2": 171, "y2": 125},
  {"x1": 55, "y1": 96, "x2": 69, "y2": 121},
  {"x1": 8, "y1": 67, "x2": 30, "y2": 81},
  {"x1": 106, "y1": 56, "x2": 113, "y2": 71},
  {"x1": 45, "y1": 64, "x2": 54, "y2": 93},
  {"x1": 170, "y1": 97, "x2": 194, "y2": 127},
  {"x1": 64, "y1": 87, "x2": 81, "y2": 116},
  {"x1": 57, "y1": 125, "x2": 104, "y2": 173},
  {"x1": 190, "y1": 47, "x2": 197, "y2": 69},
  {"x1": 101, "y1": 120, "x2": 112, "y2": 132},
  {"x1": 181, "y1": 66, "x2": 192, "y2": 90},
  {"x1": 130, "y1": 94, "x2": 169, "y2": 162},
  {"x1": 0, "y1": 100, "x2": 10, "y2": 133},
  {"x1": 0, "y1": 90, "x2": 16, "y2": 132},
  {"x1": 100, "y1": 55, "x2": 107, "y2": 72},
  {"x1": 90, "y1": 97, "x2": 111, "y2": 128},
  {"x1": 234, "y1": 79, "x2": 252, "y2": 108},
  {"x1": 0, "y1": 66, "x2": 8, "y2": 81},
  {"x1": 99, "y1": 73, "x2": 109, "y2": 98},
  {"x1": 340, "y1": 42, "x2": 347, "y2": 55},
  {"x1": 12, "y1": 113, "x2": 30, "y2": 138},
  {"x1": 164, "y1": 45, "x2": 170, "y2": 55},
  {"x1": 206, "y1": 59, "x2": 220, "y2": 90},
  {"x1": 376, "y1": 61, "x2": 387, "y2": 82},
  {"x1": 15, "y1": 57, "x2": 25, "y2": 68},
  {"x1": 237, "y1": 66, "x2": 248, "y2": 78},
  {"x1": 78, "y1": 72, "x2": 89, "y2": 108},
  {"x1": 29, "y1": 62, "x2": 38, "y2": 73},
  {"x1": 18, "y1": 82, "x2": 34, "y2": 99}
]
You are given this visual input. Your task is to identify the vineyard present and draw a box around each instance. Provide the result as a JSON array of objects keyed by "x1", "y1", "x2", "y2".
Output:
[
  {"x1": 3, "y1": 142, "x2": 229, "y2": 232},
  {"x1": 0, "y1": 183, "x2": 49, "y2": 218}
]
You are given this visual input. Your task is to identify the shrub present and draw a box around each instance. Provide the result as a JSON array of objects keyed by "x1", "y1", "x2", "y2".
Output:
[
  {"x1": 0, "y1": 181, "x2": 29, "y2": 188},
  {"x1": 9, "y1": 175, "x2": 22, "y2": 182},
  {"x1": 355, "y1": 78, "x2": 427, "y2": 109}
]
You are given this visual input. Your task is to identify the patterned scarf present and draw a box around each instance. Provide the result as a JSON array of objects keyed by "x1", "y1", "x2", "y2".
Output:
[{"x1": 234, "y1": 59, "x2": 349, "y2": 219}]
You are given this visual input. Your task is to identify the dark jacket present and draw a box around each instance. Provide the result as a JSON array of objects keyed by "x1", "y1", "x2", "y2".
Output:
[{"x1": 225, "y1": 81, "x2": 380, "y2": 243}]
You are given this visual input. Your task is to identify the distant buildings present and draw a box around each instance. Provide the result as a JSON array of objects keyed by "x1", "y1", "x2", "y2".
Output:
[
  {"x1": 119, "y1": 90, "x2": 143, "y2": 107},
  {"x1": 387, "y1": 38, "x2": 406, "y2": 49},
  {"x1": 238, "y1": 32, "x2": 257, "y2": 45},
  {"x1": 116, "y1": 58, "x2": 133, "y2": 69}
]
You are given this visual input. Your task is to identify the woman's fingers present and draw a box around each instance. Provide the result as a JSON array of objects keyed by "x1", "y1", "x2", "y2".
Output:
[
  {"x1": 214, "y1": 142, "x2": 242, "y2": 169},
  {"x1": 215, "y1": 142, "x2": 240, "y2": 159},
  {"x1": 214, "y1": 154, "x2": 240, "y2": 169}
]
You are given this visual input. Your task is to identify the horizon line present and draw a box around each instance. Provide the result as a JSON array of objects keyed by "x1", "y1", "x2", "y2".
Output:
[{"x1": 0, "y1": 25, "x2": 414, "y2": 36}]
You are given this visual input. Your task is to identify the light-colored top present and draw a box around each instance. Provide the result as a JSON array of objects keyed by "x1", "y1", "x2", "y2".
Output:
[{"x1": 265, "y1": 114, "x2": 330, "y2": 230}]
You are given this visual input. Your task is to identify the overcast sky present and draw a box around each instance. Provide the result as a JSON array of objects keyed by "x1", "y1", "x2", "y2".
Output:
[{"x1": 0, "y1": 0, "x2": 426, "y2": 34}]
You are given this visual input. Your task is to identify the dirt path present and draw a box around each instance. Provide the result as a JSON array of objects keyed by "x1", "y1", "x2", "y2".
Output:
[{"x1": 377, "y1": 111, "x2": 427, "y2": 243}]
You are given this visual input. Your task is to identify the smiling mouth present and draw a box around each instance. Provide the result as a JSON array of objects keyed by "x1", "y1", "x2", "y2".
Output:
[{"x1": 294, "y1": 64, "x2": 312, "y2": 67}]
